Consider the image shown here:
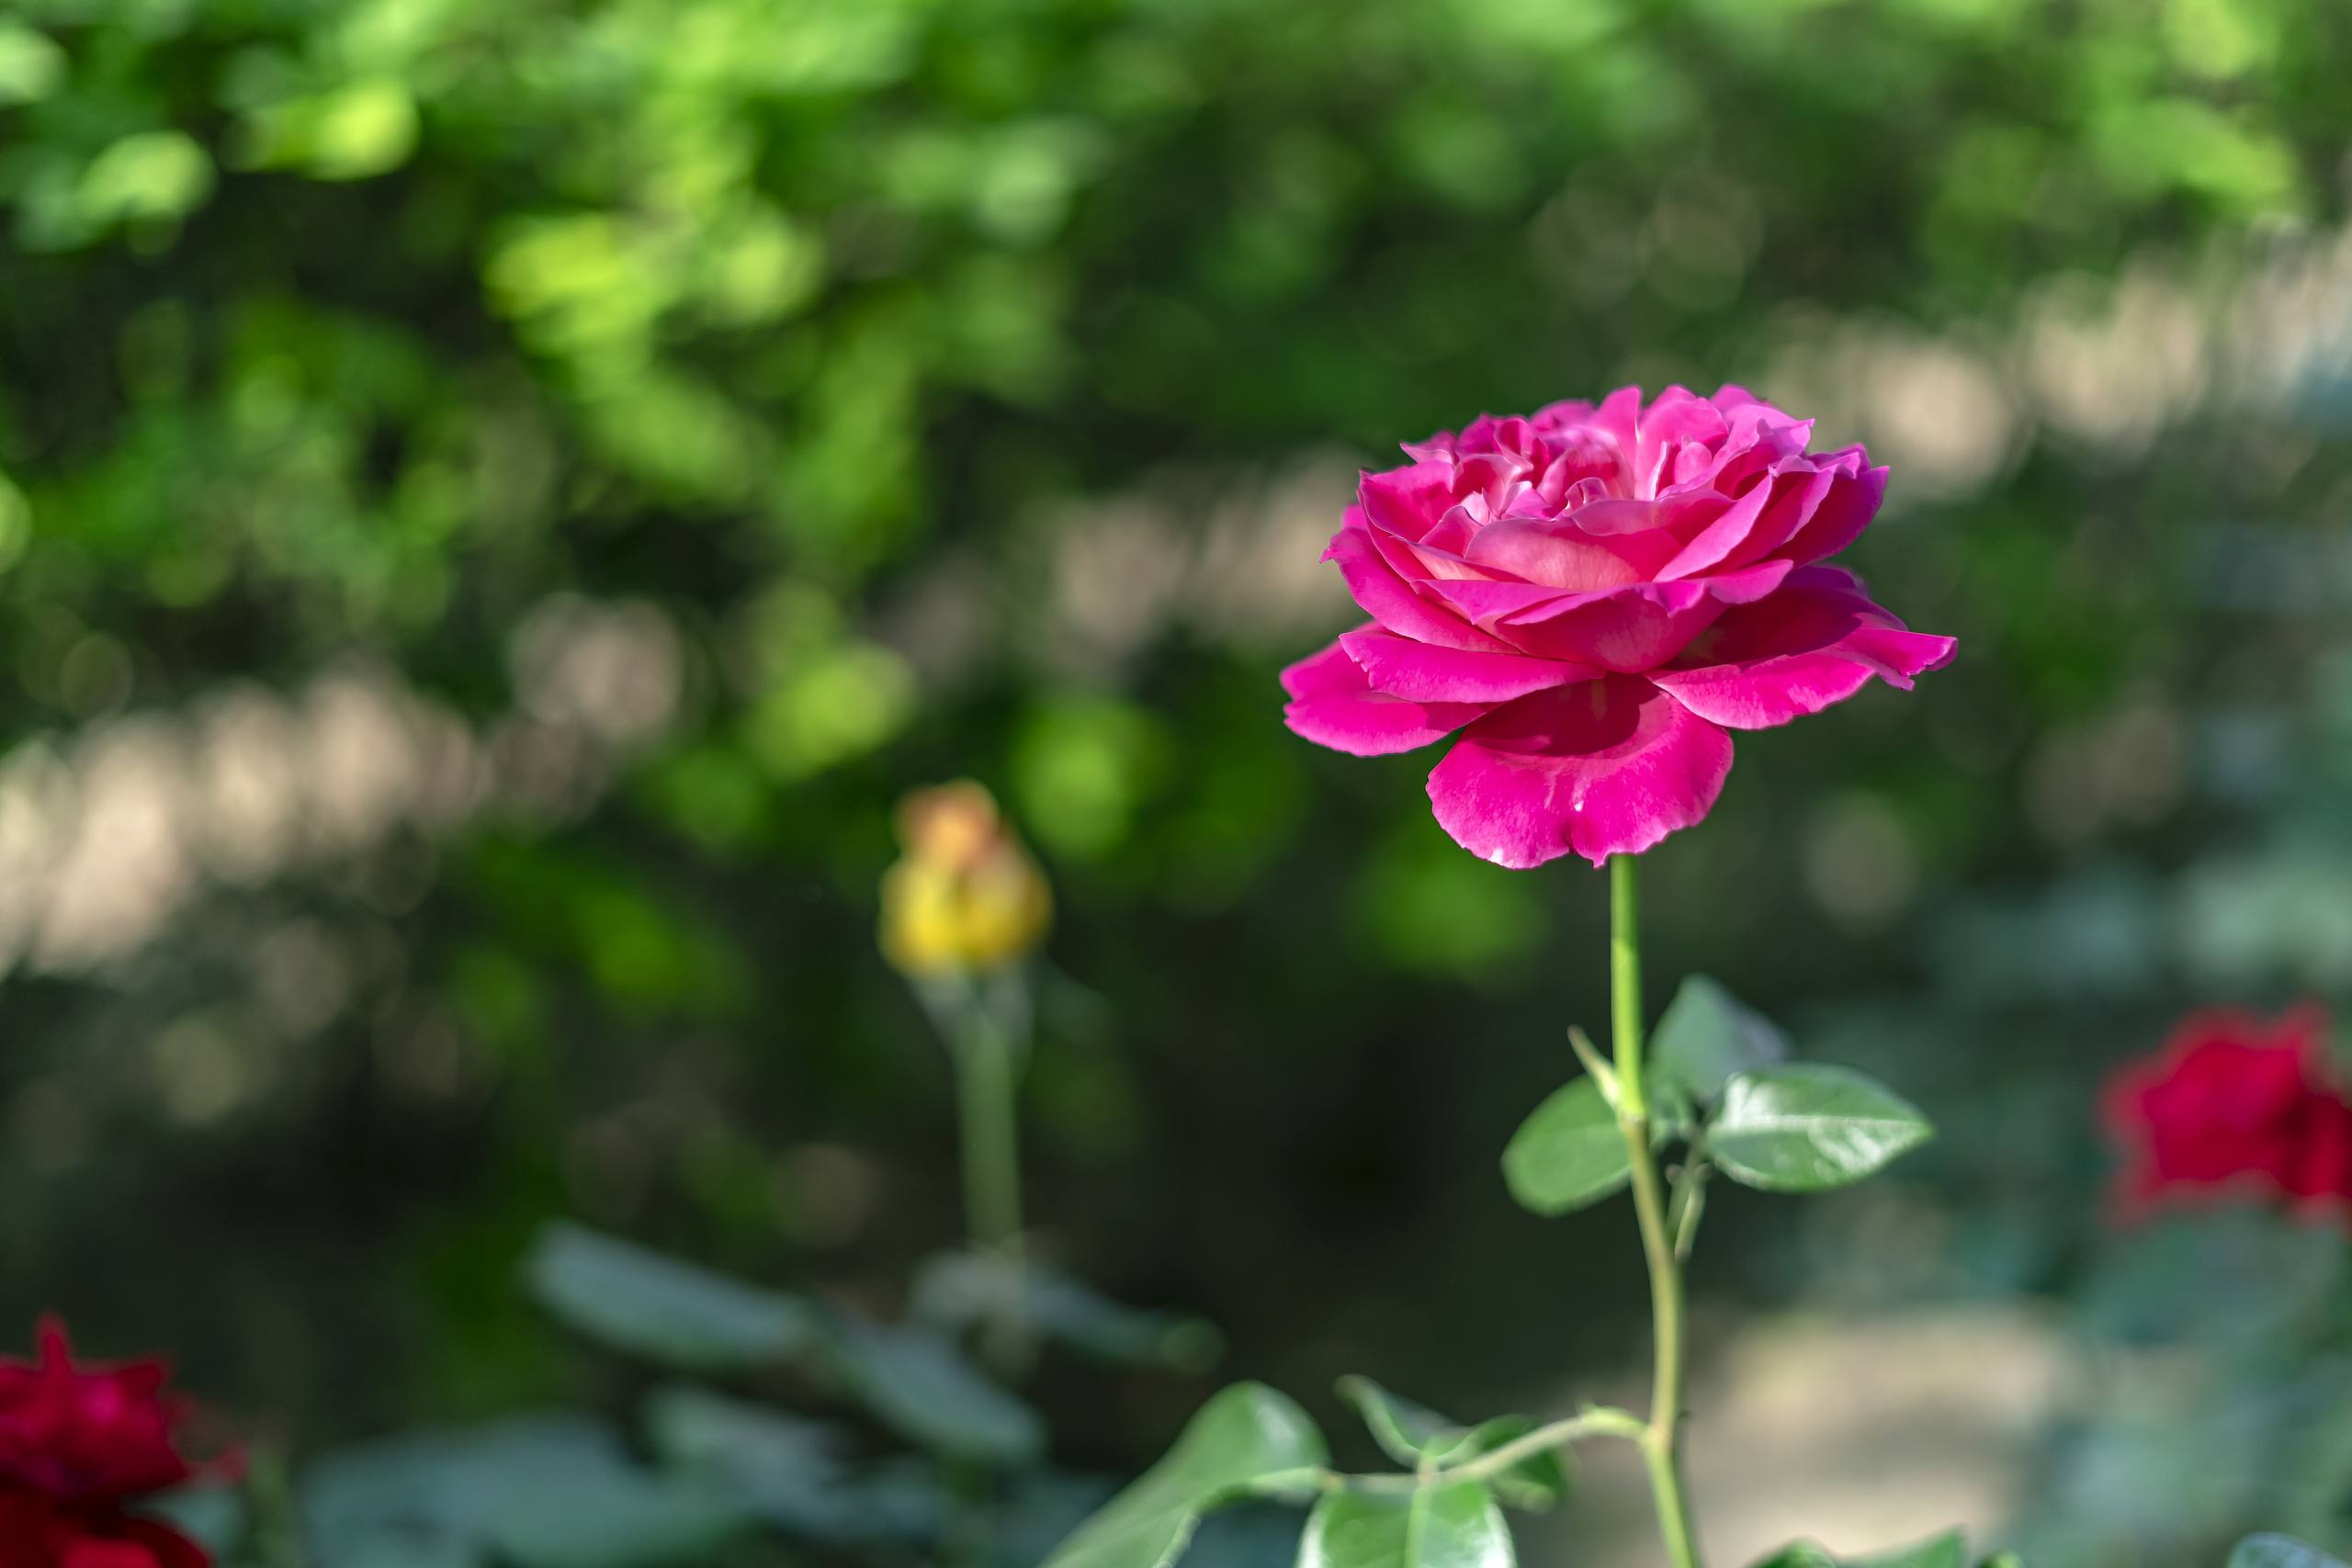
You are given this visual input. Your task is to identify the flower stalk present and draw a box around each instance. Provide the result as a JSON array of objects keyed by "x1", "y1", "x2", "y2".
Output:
[
  {"x1": 954, "y1": 993, "x2": 1026, "y2": 1272},
  {"x1": 1610, "y1": 853, "x2": 1705, "y2": 1568},
  {"x1": 939, "y1": 976, "x2": 1032, "y2": 1376}
]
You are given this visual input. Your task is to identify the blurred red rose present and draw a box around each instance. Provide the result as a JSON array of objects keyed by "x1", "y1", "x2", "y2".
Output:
[
  {"x1": 0, "y1": 1493, "x2": 209, "y2": 1568},
  {"x1": 2101, "y1": 1006, "x2": 2352, "y2": 1223},
  {"x1": 0, "y1": 1320, "x2": 232, "y2": 1568}
]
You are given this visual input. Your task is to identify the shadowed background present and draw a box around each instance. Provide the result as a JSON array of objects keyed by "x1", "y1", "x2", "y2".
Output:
[{"x1": 3, "y1": 1, "x2": 2351, "y2": 1562}]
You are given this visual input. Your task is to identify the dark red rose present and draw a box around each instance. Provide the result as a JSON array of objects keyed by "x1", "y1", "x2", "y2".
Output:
[
  {"x1": 0, "y1": 1491, "x2": 209, "y2": 1568},
  {"x1": 2102, "y1": 1006, "x2": 2352, "y2": 1223},
  {"x1": 0, "y1": 1320, "x2": 217, "y2": 1506}
]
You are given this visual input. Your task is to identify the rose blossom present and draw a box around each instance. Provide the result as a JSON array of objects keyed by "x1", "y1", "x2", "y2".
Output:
[
  {"x1": 0, "y1": 1319, "x2": 231, "y2": 1568},
  {"x1": 2101, "y1": 1007, "x2": 2352, "y2": 1224},
  {"x1": 1281, "y1": 386, "x2": 1955, "y2": 867}
]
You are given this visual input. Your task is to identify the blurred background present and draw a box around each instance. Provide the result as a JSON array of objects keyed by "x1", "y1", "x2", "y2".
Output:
[{"x1": 3, "y1": 0, "x2": 2351, "y2": 1563}]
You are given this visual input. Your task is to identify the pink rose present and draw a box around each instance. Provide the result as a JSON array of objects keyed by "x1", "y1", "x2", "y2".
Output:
[{"x1": 1281, "y1": 386, "x2": 1956, "y2": 867}]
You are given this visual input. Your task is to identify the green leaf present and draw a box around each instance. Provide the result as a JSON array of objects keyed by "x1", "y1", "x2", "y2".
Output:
[
  {"x1": 143, "y1": 1489, "x2": 246, "y2": 1552},
  {"x1": 828, "y1": 1316, "x2": 1047, "y2": 1464},
  {"x1": 1296, "y1": 1483, "x2": 1514, "y2": 1568},
  {"x1": 488, "y1": 1475, "x2": 748, "y2": 1568},
  {"x1": 524, "y1": 1223, "x2": 820, "y2": 1372},
  {"x1": 0, "y1": 25, "x2": 65, "y2": 106},
  {"x1": 987, "y1": 1473, "x2": 1124, "y2": 1568},
  {"x1": 302, "y1": 1414, "x2": 750, "y2": 1568},
  {"x1": 1850, "y1": 1531, "x2": 1968, "y2": 1568},
  {"x1": 644, "y1": 1384, "x2": 946, "y2": 1544},
  {"x1": 1651, "y1": 976, "x2": 1790, "y2": 1101},
  {"x1": 1747, "y1": 1548, "x2": 1839, "y2": 1568},
  {"x1": 2231, "y1": 1537, "x2": 2352, "y2": 1568},
  {"x1": 1043, "y1": 1383, "x2": 1328, "y2": 1568},
  {"x1": 1502, "y1": 1077, "x2": 1629, "y2": 1215},
  {"x1": 1745, "y1": 1531, "x2": 1973, "y2": 1568},
  {"x1": 1334, "y1": 1379, "x2": 1566, "y2": 1511},
  {"x1": 910, "y1": 1252, "x2": 1223, "y2": 1371},
  {"x1": 1707, "y1": 1065, "x2": 1932, "y2": 1193},
  {"x1": 1339, "y1": 1376, "x2": 1452, "y2": 1469}
]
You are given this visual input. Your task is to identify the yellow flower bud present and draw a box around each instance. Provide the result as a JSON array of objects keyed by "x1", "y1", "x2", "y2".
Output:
[{"x1": 879, "y1": 781, "x2": 1052, "y2": 977}]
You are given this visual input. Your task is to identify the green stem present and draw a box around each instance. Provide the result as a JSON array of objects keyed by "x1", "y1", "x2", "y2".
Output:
[
  {"x1": 1609, "y1": 854, "x2": 1704, "y2": 1568},
  {"x1": 1432, "y1": 1406, "x2": 1647, "y2": 1483},
  {"x1": 953, "y1": 993, "x2": 1027, "y2": 1369},
  {"x1": 1306, "y1": 1405, "x2": 1648, "y2": 1495}
]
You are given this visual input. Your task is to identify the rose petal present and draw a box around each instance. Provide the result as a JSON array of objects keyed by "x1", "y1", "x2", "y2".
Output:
[
  {"x1": 1652, "y1": 565, "x2": 1956, "y2": 729},
  {"x1": 1340, "y1": 626, "x2": 1597, "y2": 704},
  {"x1": 1281, "y1": 637, "x2": 1493, "y2": 756},
  {"x1": 1359, "y1": 465, "x2": 1467, "y2": 546},
  {"x1": 1461, "y1": 514, "x2": 1676, "y2": 591},
  {"x1": 1425, "y1": 676, "x2": 1735, "y2": 868},
  {"x1": 1653, "y1": 475, "x2": 1780, "y2": 580},
  {"x1": 1777, "y1": 459, "x2": 1888, "y2": 565},
  {"x1": 1324, "y1": 517, "x2": 1514, "y2": 652},
  {"x1": 1463, "y1": 558, "x2": 1793, "y2": 671},
  {"x1": 1633, "y1": 387, "x2": 1729, "y2": 499}
]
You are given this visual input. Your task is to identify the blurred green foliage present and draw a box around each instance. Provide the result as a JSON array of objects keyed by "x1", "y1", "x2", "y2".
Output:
[{"x1": 3, "y1": 0, "x2": 2352, "y2": 1563}]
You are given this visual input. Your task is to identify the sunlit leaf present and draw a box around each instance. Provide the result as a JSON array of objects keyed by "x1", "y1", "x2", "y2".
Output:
[
  {"x1": 1043, "y1": 1383, "x2": 1327, "y2": 1568},
  {"x1": 1296, "y1": 1483, "x2": 1513, "y2": 1568},
  {"x1": 1707, "y1": 1065, "x2": 1932, "y2": 1192}
]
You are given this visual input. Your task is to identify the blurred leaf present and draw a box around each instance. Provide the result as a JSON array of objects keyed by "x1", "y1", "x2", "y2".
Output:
[
  {"x1": 524, "y1": 1223, "x2": 820, "y2": 1372},
  {"x1": 910, "y1": 1251, "x2": 1222, "y2": 1371},
  {"x1": 1748, "y1": 1549, "x2": 1839, "y2": 1568},
  {"x1": 0, "y1": 24, "x2": 64, "y2": 105},
  {"x1": 1747, "y1": 1537, "x2": 1968, "y2": 1568},
  {"x1": 143, "y1": 1488, "x2": 247, "y2": 1551},
  {"x1": 335, "y1": 1546, "x2": 480, "y2": 1568},
  {"x1": 77, "y1": 131, "x2": 214, "y2": 230},
  {"x1": 234, "y1": 78, "x2": 421, "y2": 181},
  {"x1": 2078, "y1": 1209, "x2": 2346, "y2": 1349},
  {"x1": 1855, "y1": 1533, "x2": 1969, "y2": 1568},
  {"x1": 1502, "y1": 1077, "x2": 1629, "y2": 1216},
  {"x1": 1012, "y1": 699, "x2": 1170, "y2": 860},
  {"x1": 487, "y1": 1476, "x2": 747, "y2": 1568},
  {"x1": 1335, "y1": 1378, "x2": 1566, "y2": 1511},
  {"x1": 1044, "y1": 1384, "x2": 1327, "y2": 1568},
  {"x1": 303, "y1": 1414, "x2": 746, "y2": 1568},
  {"x1": 828, "y1": 1316, "x2": 1046, "y2": 1464},
  {"x1": 2232, "y1": 1537, "x2": 2352, "y2": 1568},
  {"x1": 644, "y1": 1383, "x2": 947, "y2": 1544},
  {"x1": 1707, "y1": 1066, "x2": 1932, "y2": 1193},
  {"x1": 988, "y1": 1472, "x2": 1125, "y2": 1568},
  {"x1": 1355, "y1": 835, "x2": 1546, "y2": 983},
  {"x1": 1651, "y1": 976, "x2": 1790, "y2": 1101},
  {"x1": 1296, "y1": 1483, "x2": 1514, "y2": 1568},
  {"x1": 743, "y1": 642, "x2": 918, "y2": 781}
]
